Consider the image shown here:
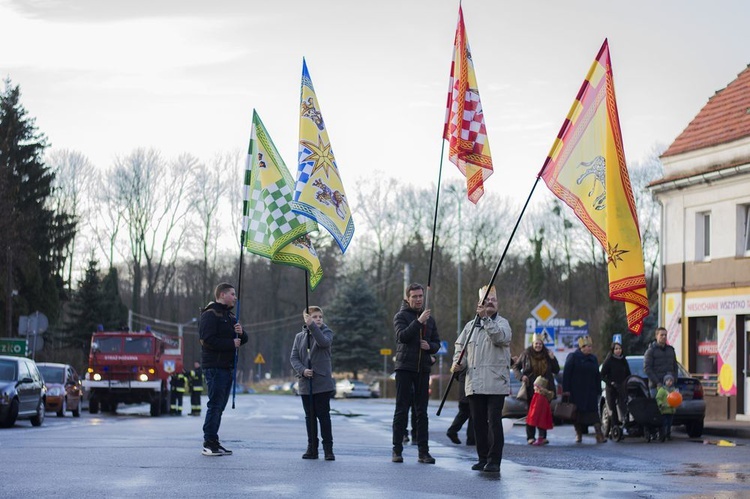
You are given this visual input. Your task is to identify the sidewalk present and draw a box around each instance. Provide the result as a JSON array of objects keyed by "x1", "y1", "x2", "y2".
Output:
[{"x1": 702, "y1": 419, "x2": 750, "y2": 439}]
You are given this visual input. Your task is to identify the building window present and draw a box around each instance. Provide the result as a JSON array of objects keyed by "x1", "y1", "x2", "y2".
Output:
[
  {"x1": 696, "y1": 211, "x2": 711, "y2": 261},
  {"x1": 694, "y1": 317, "x2": 717, "y2": 376},
  {"x1": 739, "y1": 204, "x2": 750, "y2": 257}
]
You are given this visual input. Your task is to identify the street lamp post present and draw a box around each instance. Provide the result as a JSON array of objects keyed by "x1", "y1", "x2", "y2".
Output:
[
  {"x1": 445, "y1": 185, "x2": 463, "y2": 400},
  {"x1": 446, "y1": 185, "x2": 462, "y2": 337}
]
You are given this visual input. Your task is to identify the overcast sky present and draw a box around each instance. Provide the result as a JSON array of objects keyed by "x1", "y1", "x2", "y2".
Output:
[{"x1": 2, "y1": 0, "x2": 749, "y2": 205}]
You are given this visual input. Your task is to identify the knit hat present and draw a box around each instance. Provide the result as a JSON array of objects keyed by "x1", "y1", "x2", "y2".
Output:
[
  {"x1": 533, "y1": 376, "x2": 548, "y2": 389},
  {"x1": 663, "y1": 373, "x2": 675, "y2": 384},
  {"x1": 578, "y1": 335, "x2": 593, "y2": 348}
]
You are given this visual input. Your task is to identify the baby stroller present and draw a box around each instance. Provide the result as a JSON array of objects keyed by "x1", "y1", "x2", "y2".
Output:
[{"x1": 609, "y1": 375, "x2": 662, "y2": 442}]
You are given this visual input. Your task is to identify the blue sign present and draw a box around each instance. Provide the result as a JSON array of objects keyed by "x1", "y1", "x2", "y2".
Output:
[
  {"x1": 534, "y1": 327, "x2": 555, "y2": 347},
  {"x1": 437, "y1": 340, "x2": 449, "y2": 356},
  {"x1": 612, "y1": 334, "x2": 622, "y2": 345},
  {"x1": 556, "y1": 325, "x2": 589, "y2": 349}
]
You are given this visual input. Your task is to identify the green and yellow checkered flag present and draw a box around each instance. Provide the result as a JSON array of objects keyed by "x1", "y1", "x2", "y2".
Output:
[{"x1": 242, "y1": 110, "x2": 323, "y2": 289}]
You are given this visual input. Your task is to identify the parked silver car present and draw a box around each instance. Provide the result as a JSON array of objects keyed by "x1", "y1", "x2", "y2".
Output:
[
  {"x1": 334, "y1": 379, "x2": 371, "y2": 399},
  {"x1": 0, "y1": 355, "x2": 46, "y2": 428}
]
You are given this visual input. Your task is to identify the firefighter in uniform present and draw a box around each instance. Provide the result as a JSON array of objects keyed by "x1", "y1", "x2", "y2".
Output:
[
  {"x1": 170, "y1": 370, "x2": 188, "y2": 415},
  {"x1": 188, "y1": 361, "x2": 204, "y2": 416}
]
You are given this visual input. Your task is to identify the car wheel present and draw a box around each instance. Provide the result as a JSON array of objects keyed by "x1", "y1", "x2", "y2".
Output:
[
  {"x1": 599, "y1": 401, "x2": 611, "y2": 434},
  {"x1": 89, "y1": 397, "x2": 100, "y2": 414},
  {"x1": 30, "y1": 398, "x2": 45, "y2": 426},
  {"x1": 611, "y1": 425, "x2": 623, "y2": 442},
  {"x1": 57, "y1": 397, "x2": 66, "y2": 417},
  {"x1": 0, "y1": 398, "x2": 19, "y2": 428},
  {"x1": 686, "y1": 420, "x2": 704, "y2": 438}
]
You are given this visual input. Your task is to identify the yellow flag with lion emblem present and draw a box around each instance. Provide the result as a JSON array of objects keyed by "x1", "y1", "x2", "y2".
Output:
[{"x1": 540, "y1": 39, "x2": 648, "y2": 335}]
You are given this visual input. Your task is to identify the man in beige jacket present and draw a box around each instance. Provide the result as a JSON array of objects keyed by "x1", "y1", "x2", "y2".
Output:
[{"x1": 451, "y1": 285, "x2": 512, "y2": 473}]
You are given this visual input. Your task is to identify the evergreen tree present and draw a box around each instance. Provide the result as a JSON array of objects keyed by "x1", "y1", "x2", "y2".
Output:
[
  {"x1": 100, "y1": 267, "x2": 128, "y2": 331},
  {"x1": 0, "y1": 79, "x2": 76, "y2": 333},
  {"x1": 64, "y1": 259, "x2": 104, "y2": 356},
  {"x1": 525, "y1": 228, "x2": 545, "y2": 301},
  {"x1": 327, "y1": 274, "x2": 383, "y2": 379}
]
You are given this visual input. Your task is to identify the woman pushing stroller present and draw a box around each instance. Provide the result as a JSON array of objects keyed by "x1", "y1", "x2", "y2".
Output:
[{"x1": 600, "y1": 341, "x2": 631, "y2": 438}]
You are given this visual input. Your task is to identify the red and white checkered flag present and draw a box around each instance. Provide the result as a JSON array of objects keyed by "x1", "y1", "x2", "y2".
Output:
[{"x1": 443, "y1": 6, "x2": 493, "y2": 204}]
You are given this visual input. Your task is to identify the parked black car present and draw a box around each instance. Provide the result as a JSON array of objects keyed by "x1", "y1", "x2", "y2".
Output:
[
  {"x1": 0, "y1": 355, "x2": 46, "y2": 428},
  {"x1": 599, "y1": 355, "x2": 706, "y2": 438}
]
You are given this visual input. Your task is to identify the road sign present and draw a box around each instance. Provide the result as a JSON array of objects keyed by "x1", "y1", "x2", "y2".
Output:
[
  {"x1": 18, "y1": 312, "x2": 48, "y2": 335},
  {"x1": 254, "y1": 353, "x2": 265, "y2": 364},
  {"x1": 531, "y1": 300, "x2": 557, "y2": 324},
  {"x1": 437, "y1": 341, "x2": 449, "y2": 356},
  {"x1": 534, "y1": 326, "x2": 556, "y2": 347},
  {"x1": 380, "y1": 348, "x2": 392, "y2": 356},
  {"x1": 556, "y1": 325, "x2": 589, "y2": 349},
  {"x1": 0, "y1": 338, "x2": 27, "y2": 356},
  {"x1": 526, "y1": 318, "x2": 537, "y2": 333}
]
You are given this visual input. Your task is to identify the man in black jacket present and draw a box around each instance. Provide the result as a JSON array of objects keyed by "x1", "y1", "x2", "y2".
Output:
[
  {"x1": 644, "y1": 327, "x2": 678, "y2": 394},
  {"x1": 199, "y1": 283, "x2": 249, "y2": 456},
  {"x1": 391, "y1": 283, "x2": 440, "y2": 464}
]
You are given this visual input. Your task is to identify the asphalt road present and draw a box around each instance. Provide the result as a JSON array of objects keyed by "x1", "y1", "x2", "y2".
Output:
[{"x1": 2, "y1": 395, "x2": 749, "y2": 498}]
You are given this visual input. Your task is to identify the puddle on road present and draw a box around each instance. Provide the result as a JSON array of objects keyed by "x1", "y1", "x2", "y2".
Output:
[{"x1": 666, "y1": 463, "x2": 749, "y2": 483}]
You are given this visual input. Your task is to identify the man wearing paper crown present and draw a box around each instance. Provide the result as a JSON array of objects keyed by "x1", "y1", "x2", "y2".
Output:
[
  {"x1": 451, "y1": 285, "x2": 512, "y2": 473},
  {"x1": 563, "y1": 335, "x2": 605, "y2": 443}
]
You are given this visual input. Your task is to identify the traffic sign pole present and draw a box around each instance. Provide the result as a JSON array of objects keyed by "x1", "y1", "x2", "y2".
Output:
[{"x1": 380, "y1": 348, "x2": 392, "y2": 399}]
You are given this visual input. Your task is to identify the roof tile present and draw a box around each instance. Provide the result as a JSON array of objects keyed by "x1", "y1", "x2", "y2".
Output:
[{"x1": 662, "y1": 64, "x2": 750, "y2": 157}]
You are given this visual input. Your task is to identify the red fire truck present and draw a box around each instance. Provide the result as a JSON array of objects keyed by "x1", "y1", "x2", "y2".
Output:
[{"x1": 83, "y1": 329, "x2": 183, "y2": 417}]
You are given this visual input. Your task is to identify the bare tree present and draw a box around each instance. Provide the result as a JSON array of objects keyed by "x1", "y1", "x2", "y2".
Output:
[
  {"x1": 110, "y1": 149, "x2": 162, "y2": 315},
  {"x1": 141, "y1": 153, "x2": 197, "y2": 316},
  {"x1": 630, "y1": 144, "x2": 666, "y2": 307},
  {"x1": 92, "y1": 167, "x2": 125, "y2": 270},
  {"x1": 348, "y1": 175, "x2": 416, "y2": 304},
  {"x1": 47, "y1": 149, "x2": 96, "y2": 290},
  {"x1": 189, "y1": 152, "x2": 232, "y2": 300}
]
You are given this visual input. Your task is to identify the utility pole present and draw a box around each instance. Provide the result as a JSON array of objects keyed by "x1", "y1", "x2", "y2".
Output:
[{"x1": 6, "y1": 246, "x2": 13, "y2": 337}]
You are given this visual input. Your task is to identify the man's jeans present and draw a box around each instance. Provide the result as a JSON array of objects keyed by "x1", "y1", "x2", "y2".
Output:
[{"x1": 202, "y1": 367, "x2": 232, "y2": 442}]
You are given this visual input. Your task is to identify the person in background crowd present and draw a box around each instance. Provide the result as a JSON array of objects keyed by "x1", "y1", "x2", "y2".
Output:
[
  {"x1": 452, "y1": 285, "x2": 512, "y2": 473},
  {"x1": 391, "y1": 283, "x2": 440, "y2": 465},
  {"x1": 170, "y1": 370, "x2": 187, "y2": 415},
  {"x1": 188, "y1": 361, "x2": 204, "y2": 416},
  {"x1": 290, "y1": 306, "x2": 336, "y2": 461},
  {"x1": 513, "y1": 333, "x2": 559, "y2": 445},
  {"x1": 599, "y1": 341, "x2": 631, "y2": 438},
  {"x1": 526, "y1": 376, "x2": 554, "y2": 446},
  {"x1": 656, "y1": 373, "x2": 678, "y2": 442},
  {"x1": 644, "y1": 327, "x2": 678, "y2": 395},
  {"x1": 563, "y1": 335, "x2": 605, "y2": 443},
  {"x1": 446, "y1": 368, "x2": 475, "y2": 446}
]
